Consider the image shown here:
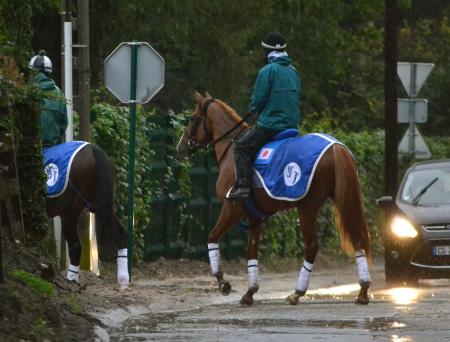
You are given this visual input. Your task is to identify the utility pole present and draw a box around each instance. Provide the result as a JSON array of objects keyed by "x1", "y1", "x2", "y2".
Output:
[
  {"x1": 64, "y1": 0, "x2": 73, "y2": 142},
  {"x1": 384, "y1": 0, "x2": 398, "y2": 197},
  {"x1": 74, "y1": 0, "x2": 96, "y2": 274},
  {"x1": 0, "y1": 86, "x2": 7, "y2": 284},
  {"x1": 77, "y1": 0, "x2": 90, "y2": 141}
]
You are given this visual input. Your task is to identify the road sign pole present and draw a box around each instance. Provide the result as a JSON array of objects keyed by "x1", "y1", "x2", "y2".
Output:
[
  {"x1": 104, "y1": 41, "x2": 164, "y2": 281},
  {"x1": 408, "y1": 63, "x2": 417, "y2": 154},
  {"x1": 127, "y1": 43, "x2": 139, "y2": 278},
  {"x1": 397, "y1": 61, "x2": 434, "y2": 159}
]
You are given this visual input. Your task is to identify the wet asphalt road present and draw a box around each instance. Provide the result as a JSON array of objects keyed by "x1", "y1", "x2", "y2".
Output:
[{"x1": 109, "y1": 272, "x2": 450, "y2": 341}]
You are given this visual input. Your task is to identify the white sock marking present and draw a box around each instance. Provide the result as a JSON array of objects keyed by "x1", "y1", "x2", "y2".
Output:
[
  {"x1": 117, "y1": 248, "x2": 130, "y2": 285},
  {"x1": 208, "y1": 243, "x2": 220, "y2": 275},
  {"x1": 296, "y1": 260, "x2": 314, "y2": 292},
  {"x1": 356, "y1": 250, "x2": 371, "y2": 283},
  {"x1": 248, "y1": 259, "x2": 259, "y2": 289},
  {"x1": 67, "y1": 264, "x2": 80, "y2": 283}
]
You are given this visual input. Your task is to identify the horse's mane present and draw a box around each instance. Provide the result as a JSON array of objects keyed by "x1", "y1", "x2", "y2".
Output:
[{"x1": 214, "y1": 99, "x2": 249, "y2": 128}]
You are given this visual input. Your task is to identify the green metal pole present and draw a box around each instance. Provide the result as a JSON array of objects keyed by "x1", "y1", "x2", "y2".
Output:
[{"x1": 127, "y1": 43, "x2": 139, "y2": 278}]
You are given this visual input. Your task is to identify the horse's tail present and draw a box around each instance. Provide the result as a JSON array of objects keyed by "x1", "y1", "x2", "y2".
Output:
[
  {"x1": 332, "y1": 144, "x2": 371, "y2": 260},
  {"x1": 92, "y1": 145, "x2": 125, "y2": 259}
]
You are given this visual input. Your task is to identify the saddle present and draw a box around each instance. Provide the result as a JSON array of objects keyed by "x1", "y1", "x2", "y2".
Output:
[
  {"x1": 42, "y1": 141, "x2": 89, "y2": 197},
  {"x1": 252, "y1": 129, "x2": 344, "y2": 201}
]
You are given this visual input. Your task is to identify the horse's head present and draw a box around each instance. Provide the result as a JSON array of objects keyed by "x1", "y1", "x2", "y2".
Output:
[{"x1": 176, "y1": 91, "x2": 215, "y2": 158}]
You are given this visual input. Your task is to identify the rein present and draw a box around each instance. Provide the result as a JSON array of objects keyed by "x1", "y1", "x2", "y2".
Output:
[{"x1": 187, "y1": 98, "x2": 252, "y2": 165}]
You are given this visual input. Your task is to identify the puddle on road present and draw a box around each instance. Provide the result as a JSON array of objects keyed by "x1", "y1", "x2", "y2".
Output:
[
  {"x1": 110, "y1": 306, "x2": 407, "y2": 341},
  {"x1": 107, "y1": 283, "x2": 422, "y2": 340}
]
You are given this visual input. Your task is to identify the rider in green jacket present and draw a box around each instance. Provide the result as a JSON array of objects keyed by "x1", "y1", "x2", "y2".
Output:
[
  {"x1": 227, "y1": 32, "x2": 302, "y2": 200},
  {"x1": 29, "y1": 50, "x2": 67, "y2": 148}
]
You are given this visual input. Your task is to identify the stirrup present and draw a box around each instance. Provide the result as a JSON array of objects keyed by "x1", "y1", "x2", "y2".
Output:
[{"x1": 225, "y1": 186, "x2": 250, "y2": 200}]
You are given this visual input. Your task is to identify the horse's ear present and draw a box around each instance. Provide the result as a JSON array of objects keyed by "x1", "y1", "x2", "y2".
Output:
[
  {"x1": 205, "y1": 91, "x2": 211, "y2": 98},
  {"x1": 194, "y1": 91, "x2": 203, "y2": 103}
]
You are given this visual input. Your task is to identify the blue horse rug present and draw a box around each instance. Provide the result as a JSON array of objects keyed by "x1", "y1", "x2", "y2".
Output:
[
  {"x1": 42, "y1": 141, "x2": 89, "y2": 198},
  {"x1": 253, "y1": 132, "x2": 345, "y2": 201}
]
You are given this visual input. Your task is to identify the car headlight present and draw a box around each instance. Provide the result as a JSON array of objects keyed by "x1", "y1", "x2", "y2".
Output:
[{"x1": 390, "y1": 216, "x2": 418, "y2": 238}]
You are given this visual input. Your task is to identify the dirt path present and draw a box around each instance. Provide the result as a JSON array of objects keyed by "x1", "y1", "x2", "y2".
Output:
[{"x1": 74, "y1": 256, "x2": 385, "y2": 340}]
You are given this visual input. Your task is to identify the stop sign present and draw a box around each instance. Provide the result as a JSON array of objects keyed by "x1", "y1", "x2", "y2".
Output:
[{"x1": 104, "y1": 42, "x2": 164, "y2": 104}]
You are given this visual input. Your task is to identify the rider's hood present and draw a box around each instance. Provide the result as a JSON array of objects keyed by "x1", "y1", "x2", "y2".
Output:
[{"x1": 31, "y1": 72, "x2": 56, "y2": 91}]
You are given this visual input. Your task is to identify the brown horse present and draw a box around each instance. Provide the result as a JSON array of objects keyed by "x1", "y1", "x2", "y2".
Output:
[
  {"x1": 177, "y1": 92, "x2": 372, "y2": 306},
  {"x1": 45, "y1": 143, "x2": 129, "y2": 287}
]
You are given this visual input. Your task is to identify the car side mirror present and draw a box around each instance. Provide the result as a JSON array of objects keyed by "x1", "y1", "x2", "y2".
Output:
[{"x1": 376, "y1": 196, "x2": 393, "y2": 209}]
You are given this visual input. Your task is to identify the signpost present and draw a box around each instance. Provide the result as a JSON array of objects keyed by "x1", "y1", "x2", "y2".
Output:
[
  {"x1": 397, "y1": 62, "x2": 434, "y2": 97},
  {"x1": 397, "y1": 99, "x2": 427, "y2": 123},
  {"x1": 398, "y1": 125, "x2": 431, "y2": 159},
  {"x1": 105, "y1": 42, "x2": 165, "y2": 277},
  {"x1": 397, "y1": 62, "x2": 434, "y2": 159}
]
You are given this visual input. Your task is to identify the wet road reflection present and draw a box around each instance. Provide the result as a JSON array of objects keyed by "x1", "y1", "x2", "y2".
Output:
[
  {"x1": 308, "y1": 283, "x2": 361, "y2": 295},
  {"x1": 387, "y1": 288, "x2": 419, "y2": 305},
  {"x1": 109, "y1": 279, "x2": 450, "y2": 341},
  {"x1": 391, "y1": 335, "x2": 412, "y2": 342}
]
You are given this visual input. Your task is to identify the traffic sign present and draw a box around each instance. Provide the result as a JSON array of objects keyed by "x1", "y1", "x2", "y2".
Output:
[
  {"x1": 398, "y1": 125, "x2": 431, "y2": 159},
  {"x1": 397, "y1": 62, "x2": 434, "y2": 97},
  {"x1": 105, "y1": 42, "x2": 165, "y2": 104},
  {"x1": 104, "y1": 42, "x2": 165, "y2": 279},
  {"x1": 397, "y1": 99, "x2": 428, "y2": 123}
]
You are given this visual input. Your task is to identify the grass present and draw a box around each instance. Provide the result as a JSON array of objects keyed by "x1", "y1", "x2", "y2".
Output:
[
  {"x1": 30, "y1": 318, "x2": 51, "y2": 337},
  {"x1": 65, "y1": 293, "x2": 83, "y2": 315},
  {"x1": 10, "y1": 270, "x2": 54, "y2": 297}
]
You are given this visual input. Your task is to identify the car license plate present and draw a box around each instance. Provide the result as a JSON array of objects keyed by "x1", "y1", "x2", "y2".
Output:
[{"x1": 433, "y1": 246, "x2": 450, "y2": 256}]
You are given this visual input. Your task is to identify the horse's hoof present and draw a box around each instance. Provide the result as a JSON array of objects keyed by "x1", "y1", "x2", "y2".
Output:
[
  {"x1": 284, "y1": 293, "x2": 299, "y2": 305},
  {"x1": 240, "y1": 294, "x2": 254, "y2": 306},
  {"x1": 354, "y1": 296, "x2": 369, "y2": 305},
  {"x1": 219, "y1": 281, "x2": 231, "y2": 296}
]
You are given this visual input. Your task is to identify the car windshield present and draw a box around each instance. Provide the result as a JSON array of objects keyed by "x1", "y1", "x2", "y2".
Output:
[{"x1": 400, "y1": 165, "x2": 450, "y2": 205}]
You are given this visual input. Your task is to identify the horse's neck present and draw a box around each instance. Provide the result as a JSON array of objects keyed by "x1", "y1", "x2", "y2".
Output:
[
  {"x1": 210, "y1": 106, "x2": 247, "y2": 197},
  {"x1": 210, "y1": 108, "x2": 243, "y2": 165}
]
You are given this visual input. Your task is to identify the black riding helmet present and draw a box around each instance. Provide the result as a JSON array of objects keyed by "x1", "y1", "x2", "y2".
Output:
[{"x1": 261, "y1": 32, "x2": 287, "y2": 51}]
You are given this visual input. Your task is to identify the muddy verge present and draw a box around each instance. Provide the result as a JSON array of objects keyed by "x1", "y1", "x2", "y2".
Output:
[{"x1": 0, "y1": 243, "x2": 98, "y2": 341}]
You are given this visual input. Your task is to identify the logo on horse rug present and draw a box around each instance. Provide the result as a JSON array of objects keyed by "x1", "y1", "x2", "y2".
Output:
[
  {"x1": 253, "y1": 133, "x2": 345, "y2": 201},
  {"x1": 43, "y1": 141, "x2": 89, "y2": 197}
]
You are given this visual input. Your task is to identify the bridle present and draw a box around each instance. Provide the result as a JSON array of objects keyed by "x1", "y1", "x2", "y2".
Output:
[
  {"x1": 186, "y1": 98, "x2": 252, "y2": 165},
  {"x1": 187, "y1": 98, "x2": 216, "y2": 154}
]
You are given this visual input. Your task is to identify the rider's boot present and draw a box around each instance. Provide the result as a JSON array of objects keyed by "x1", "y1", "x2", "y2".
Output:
[{"x1": 226, "y1": 182, "x2": 250, "y2": 200}]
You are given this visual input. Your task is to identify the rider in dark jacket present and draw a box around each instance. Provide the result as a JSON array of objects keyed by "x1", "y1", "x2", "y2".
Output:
[
  {"x1": 29, "y1": 50, "x2": 67, "y2": 148},
  {"x1": 227, "y1": 32, "x2": 302, "y2": 199}
]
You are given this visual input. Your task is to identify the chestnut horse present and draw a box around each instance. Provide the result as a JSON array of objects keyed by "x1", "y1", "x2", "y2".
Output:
[
  {"x1": 45, "y1": 143, "x2": 129, "y2": 287},
  {"x1": 177, "y1": 92, "x2": 372, "y2": 306}
]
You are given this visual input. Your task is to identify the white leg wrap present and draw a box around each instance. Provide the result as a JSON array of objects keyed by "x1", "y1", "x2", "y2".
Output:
[
  {"x1": 296, "y1": 260, "x2": 314, "y2": 292},
  {"x1": 208, "y1": 243, "x2": 220, "y2": 275},
  {"x1": 356, "y1": 250, "x2": 371, "y2": 283},
  {"x1": 67, "y1": 264, "x2": 80, "y2": 283},
  {"x1": 117, "y1": 248, "x2": 130, "y2": 285},
  {"x1": 247, "y1": 259, "x2": 259, "y2": 289}
]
